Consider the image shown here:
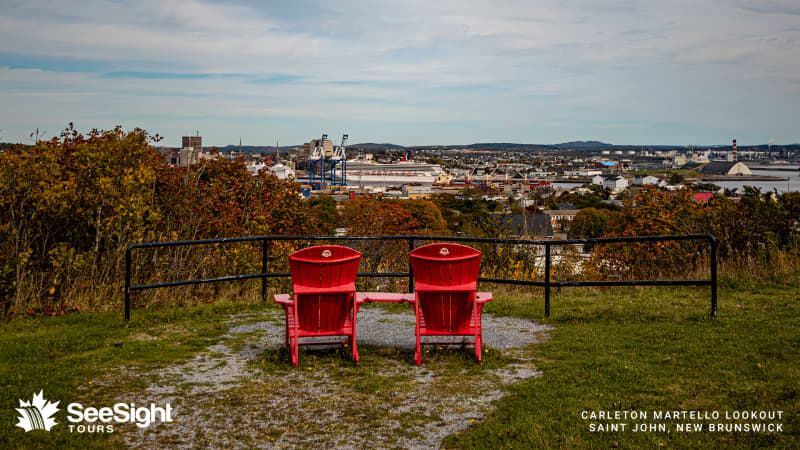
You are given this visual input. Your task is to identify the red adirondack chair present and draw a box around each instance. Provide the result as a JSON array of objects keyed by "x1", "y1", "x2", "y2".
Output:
[
  {"x1": 273, "y1": 245, "x2": 362, "y2": 366},
  {"x1": 408, "y1": 243, "x2": 493, "y2": 365}
]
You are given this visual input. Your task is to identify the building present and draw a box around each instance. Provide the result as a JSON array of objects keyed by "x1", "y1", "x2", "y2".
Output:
[
  {"x1": 402, "y1": 185, "x2": 433, "y2": 199},
  {"x1": 246, "y1": 161, "x2": 266, "y2": 176},
  {"x1": 503, "y1": 182, "x2": 531, "y2": 194},
  {"x1": 156, "y1": 147, "x2": 180, "y2": 165},
  {"x1": 698, "y1": 161, "x2": 752, "y2": 176},
  {"x1": 592, "y1": 174, "x2": 629, "y2": 192},
  {"x1": 179, "y1": 135, "x2": 202, "y2": 167},
  {"x1": 543, "y1": 210, "x2": 579, "y2": 232},
  {"x1": 603, "y1": 175, "x2": 629, "y2": 192},
  {"x1": 692, "y1": 192, "x2": 714, "y2": 203},
  {"x1": 302, "y1": 138, "x2": 334, "y2": 161},
  {"x1": 563, "y1": 170, "x2": 601, "y2": 177},
  {"x1": 268, "y1": 163, "x2": 296, "y2": 180},
  {"x1": 633, "y1": 175, "x2": 660, "y2": 185},
  {"x1": 491, "y1": 213, "x2": 553, "y2": 238},
  {"x1": 182, "y1": 135, "x2": 202, "y2": 151}
]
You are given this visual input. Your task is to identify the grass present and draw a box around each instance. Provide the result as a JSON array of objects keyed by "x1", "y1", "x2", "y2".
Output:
[
  {"x1": 445, "y1": 280, "x2": 800, "y2": 448},
  {"x1": 0, "y1": 300, "x2": 270, "y2": 449},
  {"x1": 1, "y1": 277, "x2": 798, "y2": 448},
  {"x1": 629, "y1": 168, "x2": 698, "y2": 179}
]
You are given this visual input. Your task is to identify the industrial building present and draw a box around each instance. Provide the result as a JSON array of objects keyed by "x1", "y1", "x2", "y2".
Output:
[{"x1": 698, "y1": 161, "x2": 752, "y2": 176}]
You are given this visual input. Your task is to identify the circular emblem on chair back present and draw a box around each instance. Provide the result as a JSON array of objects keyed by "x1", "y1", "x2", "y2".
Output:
[
  {"x1": 409, "y1": 243, "x2": 482, "y2": 288},
  {"x1": 322, "y1": 249, "x2": 332, "y2": 258}
]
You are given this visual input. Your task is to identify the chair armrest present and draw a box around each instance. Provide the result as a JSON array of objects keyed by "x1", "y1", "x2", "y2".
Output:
[
  {"x1": 475, "y1": 292, "x2": 493, "y2": 304},
  {"x1": 358, "y1": 292, "x2": 416, "y2": 303},
  {"x1": 273, "y1": 294, "x2": 293, "y2": 305}
]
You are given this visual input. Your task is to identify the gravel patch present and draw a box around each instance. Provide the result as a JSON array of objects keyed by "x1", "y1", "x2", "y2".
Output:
[
  {"x1": 120, "y1": 307, "x2": 552, "y2": 449},
  {"x1": 356, "y1": 307, "x2": 551, "y2": 351}
]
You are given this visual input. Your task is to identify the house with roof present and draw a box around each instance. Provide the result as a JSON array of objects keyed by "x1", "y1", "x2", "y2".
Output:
[
  {"x1": 692, "y1": 192, "x2": 714, "y2": 203},
  {"x1": 604, "y1": 175, "x2": 629, "y2": 192},
  {"x1": 633, "y1": 175, "x2": 660, "y2": 185},
  {"x1": 698, "y1": 161, "x2": 752, "y2": 176},
  {"x1": 543, "y1": 210, "x2": 580, "y2": 232},
  {"x1": 592, "y1": 174, "x2": 629, "y2": 192},
  {"x1": 491, "y1": 213, "x2": 553, "y2": 238}
]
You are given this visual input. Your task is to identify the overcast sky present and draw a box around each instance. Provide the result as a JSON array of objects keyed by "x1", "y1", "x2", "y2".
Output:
[{"x1": 1, "y1": 0, "x2": 799, "y2": 146}]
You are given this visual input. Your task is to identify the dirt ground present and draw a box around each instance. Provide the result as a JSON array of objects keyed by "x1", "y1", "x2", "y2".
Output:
[{"x1": 118, "y1": 307, "x2": 552, "y2": 448}]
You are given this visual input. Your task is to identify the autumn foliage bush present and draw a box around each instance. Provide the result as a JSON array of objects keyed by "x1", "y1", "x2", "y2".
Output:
[
  {"x1": 573, "y1": 186, "x2": 800, "y2": 281},
  {"x1": 0, "y1": 125, "x2": 319, "y2": 315}
]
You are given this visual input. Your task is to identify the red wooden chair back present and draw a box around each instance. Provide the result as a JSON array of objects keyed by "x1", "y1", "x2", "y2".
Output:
[
  {"x1": 409, "y1": 243, "x2": 481, "y2": 333},
  {"x1": 289, "y1": 245, "x2": 361, "y2": 333}
]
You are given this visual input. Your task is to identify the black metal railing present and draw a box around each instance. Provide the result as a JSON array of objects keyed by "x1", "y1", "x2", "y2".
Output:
[{"x1": 124, "y1": 234, "x2": 718, "y2": 321}]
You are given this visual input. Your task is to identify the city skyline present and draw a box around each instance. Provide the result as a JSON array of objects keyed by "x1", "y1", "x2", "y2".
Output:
[{"x1": 1, "y1": 0, "x2": 800, "y2": 147}]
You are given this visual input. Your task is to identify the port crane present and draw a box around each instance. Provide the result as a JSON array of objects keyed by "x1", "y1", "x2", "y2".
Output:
[{"x1": 308, "y1": 133, "x2": 348, "y2": 188}]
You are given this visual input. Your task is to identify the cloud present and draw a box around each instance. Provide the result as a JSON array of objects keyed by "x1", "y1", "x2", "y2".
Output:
[
  {"x1": 102, "y1": 72, "x2": 244, "y2": 80},
  {"x1": 736, "y1": 0, "x2": 800, "y2": 16},
  {"x1": 0, "y1": 0, "x2": 798, "y2": 145}
]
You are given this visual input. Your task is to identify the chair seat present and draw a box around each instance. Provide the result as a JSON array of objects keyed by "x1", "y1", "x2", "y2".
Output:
[
  {"x1": 282, "y1": 303, "x2": 357, "y2": 337},
  {"x1": 417, "y1": 312, "x2": 481, "y2": 335}
]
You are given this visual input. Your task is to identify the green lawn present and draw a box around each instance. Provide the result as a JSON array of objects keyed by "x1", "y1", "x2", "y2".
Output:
[
  {"x1": 446, "y1": 279, "x2": 800, "y2": 448},
  {"x1": 1, "y1": 278, "x2": 798, "y2": 448},
  {"x1": 0, "y1": 301, "x2": 269, "y2": 449}
]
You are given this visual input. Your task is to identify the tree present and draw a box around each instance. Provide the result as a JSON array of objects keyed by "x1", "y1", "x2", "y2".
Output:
[
  {"x1": 339, "y1": 198, "x2": 419, "y2": 235},
  {"x1": 308, "y1": 196, "x2": 338, "y2": 234},
  {"x1": 568, "y1": 208, "x2": 620, "y2": 239},
  {"x1": 389, "y1": 199, "x2": 447, "y2": 234},
  {"x1": 669, "y1": 173, "x2": 685, "y2": 185}
]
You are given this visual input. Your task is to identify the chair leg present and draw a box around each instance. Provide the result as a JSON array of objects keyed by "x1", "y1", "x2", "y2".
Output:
[
  {"x1": 351, "y1": 333, "x2": 359, "y2": 364},
  {"x1": 474, "y1": 304, "x2": 483, "y2": 364},
  {"x1": 351, "y1": 300, "x2": 359, "y2": 364},
  {"x1": 475, "y1": 333, "x2": 482, "y2": 365},
  {"x1": 414, "y1": 333, "x2": 422, "y2": 365},
  {"x1": 414, "y1": 299, "x2": 422, "y2": 365},
  {"x1": 291, "y1": 335, "x2": 299, "y2": 367}
]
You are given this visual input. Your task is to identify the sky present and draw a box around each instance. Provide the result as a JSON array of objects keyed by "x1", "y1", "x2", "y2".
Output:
[{"x1": 1, "y1": 0, "x2": 799, "y2": 147}]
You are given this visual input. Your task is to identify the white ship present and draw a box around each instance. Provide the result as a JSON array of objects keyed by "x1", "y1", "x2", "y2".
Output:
[{"x1": 345, "y1": 159, "x2": 448, "y2": 187}]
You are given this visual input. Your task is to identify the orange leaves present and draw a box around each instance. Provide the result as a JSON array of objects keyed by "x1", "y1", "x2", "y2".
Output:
[{"x1": 339, "y1": 198, "x2": 422, "y2": 236}]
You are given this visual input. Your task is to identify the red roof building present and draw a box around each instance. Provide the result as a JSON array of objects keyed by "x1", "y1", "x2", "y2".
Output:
[{"x1": 692, "y1": 192, "x2": 713, "y2": 203}]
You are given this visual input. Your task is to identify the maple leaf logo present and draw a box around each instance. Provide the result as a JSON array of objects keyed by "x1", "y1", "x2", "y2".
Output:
[{"x1": 15, "y1": 391, "x2": 59, "y2": 432}]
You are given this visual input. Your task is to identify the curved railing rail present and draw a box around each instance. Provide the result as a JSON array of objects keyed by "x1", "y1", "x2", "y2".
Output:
[{"x1": 125, "y1": 234, "x2": 718, "y2": 321}]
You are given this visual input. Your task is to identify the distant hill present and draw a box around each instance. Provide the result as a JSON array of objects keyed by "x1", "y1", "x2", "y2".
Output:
[
  {"x1": 555, "y1": 141, "x2": 614, "y2": 149},
  {"x1": 207, "y1": 145, "x2": 301, "y2": 154},
  {"x1": 146, "y1": 141, "x2": 800, "y2": 155},
  {"x1": 350, "y1": 142, "x2": 406, "y2": 150},
  {"x1": 408, "y1": 143, "x2": 557, "y2": 151}
]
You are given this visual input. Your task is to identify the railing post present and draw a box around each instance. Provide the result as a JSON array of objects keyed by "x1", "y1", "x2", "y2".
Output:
[
  {"x1": 124, "y1": 246, "x2": 131, "y2": 322},
  {"x1": 710, "y1": 236, "x2": 718, "y2": 317},
  {"x1": 261, "y1": 240, "x2": 268, "y2": 303},
  {"x1": 408, "y1": 238, "x2": 415, "y2": 293},
  {"x1": 544, "y1": 243, "x2": 551, "y2": 318}
]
